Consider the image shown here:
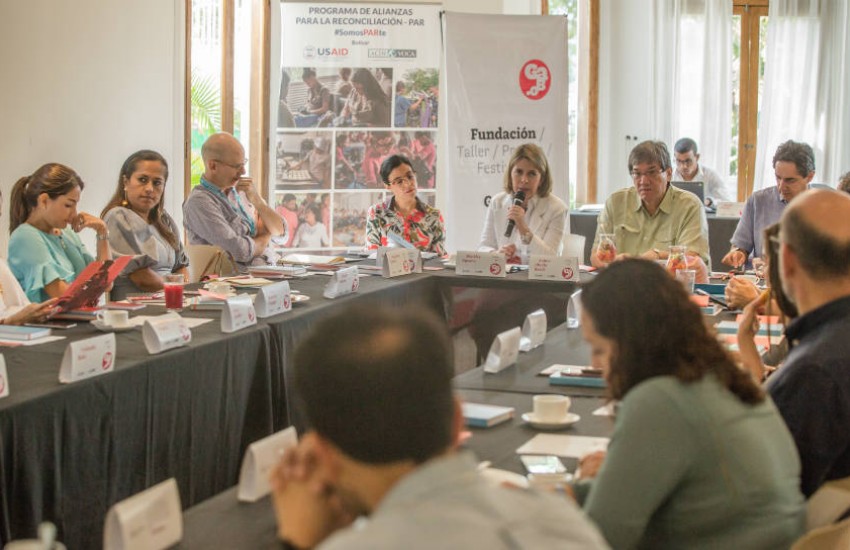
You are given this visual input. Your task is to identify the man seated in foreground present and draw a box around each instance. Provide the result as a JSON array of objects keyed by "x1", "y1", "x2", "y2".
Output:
[
  {"x1": 767, "y1": 189, "x2": 850, "y2": 497},
  {"x1": 270, "y1": 306, "x2": 609, "y2": 549},
  {"x1": 671, "y1": 137, "x2": 732, "y2": 206},
  {"x1": 722, "y1": 140, "x2": 816, "y2": 308},
  {"x1": 183, "y1": 133, "x2": 287, "y2": 272},
  {"x1": 591, "y1": 140, "x2": 710, "y2": 278}
]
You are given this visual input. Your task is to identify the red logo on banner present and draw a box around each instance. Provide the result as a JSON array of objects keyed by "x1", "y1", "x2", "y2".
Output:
[
  {"x1": 490, "y1": 263, "x2": 502, "y2": 275},
  {"x1": 519, "y1": 60, "x2": 551, "y2": 100},
  {"x1": 562, "y1": 267, "x2": 574, "y2": 280},
  {"x1": 102, "y1": 351, "x2": 113, "y2": 370}
]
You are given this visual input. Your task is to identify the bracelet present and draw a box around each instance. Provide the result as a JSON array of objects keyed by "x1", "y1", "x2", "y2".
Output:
[
  {"x1": 96, "y1": 231, "x2": 110, "y2": 241},
  {"x1": 520, "y1": 230, "x2": 533, "y2": 245}
]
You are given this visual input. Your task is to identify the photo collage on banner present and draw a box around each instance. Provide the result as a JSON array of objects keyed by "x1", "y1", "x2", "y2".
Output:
[{"x1": 276, "y1": 3, "x2": 442, "y2": 249}]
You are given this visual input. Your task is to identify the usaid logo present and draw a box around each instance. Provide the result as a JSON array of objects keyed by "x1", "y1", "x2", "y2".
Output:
[
  {"x1": 317, "y1": 47, "x2": 349, "y2": 57},
  {"x1": 303, "y1": 45, "x2": 316, "y2": 60},
  {"x1": 519, "y1": 59, "x2": 551, "y2": 100}
]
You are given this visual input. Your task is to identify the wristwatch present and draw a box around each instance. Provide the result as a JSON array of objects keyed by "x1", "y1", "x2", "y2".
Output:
[
  {"x1": 96, "y1": 231, "x2": 110, "y2": 241},
  {"x1": 520, "y1": 230, "x2": 533, "y2": 245}
]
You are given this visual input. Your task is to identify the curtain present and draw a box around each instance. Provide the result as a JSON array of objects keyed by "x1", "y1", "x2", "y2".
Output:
[
  {"x1": 754, "y1": 0, "x2": 850, "y2": 189},
  {"x1": 652, "y1": 0, "x2": 733, "y2": 198}
]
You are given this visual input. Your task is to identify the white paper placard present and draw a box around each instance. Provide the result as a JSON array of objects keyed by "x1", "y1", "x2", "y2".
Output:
[
  {"x1": 519, "y1": 309, "x2": 547, "y2": 352},
  {"x1": 382, "y1": 249, "x2": 422, "y2": 278},
  {"x1": 103, "y1": 478, "x2": 182, "y2": 550},
  {"x1": 59, "y1": 333, "x2": 117, "y2": 384},
  {"x1": 254, "y1": 281, "x2": 291, "y2": 318},
  {"x1": 516, "y1": 434, "x2": 610, "y2": 458},
  {"x1": 715, "y1": 201, "x2": 745, "y2": 218},
  {"x1": 222, "y1": 294, "x2": 258, "y2": 333},
  {"x1": 528, "y1": 255, "x2": 580, "y2": 282},
  {"x1": 456, "y1": 251, "x2": 506, "y2": 278},
  {"x1": 482, "y1": 326, "x2": 521, "y2": 373},
  {"x1": 142, "y1": 313, "x2": 192, "y2": 355},
  {"x1": 0, "y1": 354, "x2": 8, "y2": 399},
  {"x1": 237, "y1": 427, "x2": 298, "y2": 502},
  {"x1": 323, "y1": 266, "x2": 360, "y2": 299}
]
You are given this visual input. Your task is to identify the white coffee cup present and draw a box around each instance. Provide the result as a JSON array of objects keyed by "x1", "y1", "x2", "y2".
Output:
[
  {"x1": 96, "y1": 309, "x2": 129, "y2": 327},
  {"x1": 533, "y1": 395, "x2": 571, "y2": 422}
]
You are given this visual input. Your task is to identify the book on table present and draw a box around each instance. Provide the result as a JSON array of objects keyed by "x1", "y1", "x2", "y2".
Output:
[
  {"x1": 462, "y1": 403, "x2": 515, "y2": 428},
  {"x1": 0, "y1": 325, "x2": 52, "y2": 341},
  {"x1": 279, "y1": 253, "x2": 346, "y2": 266}
]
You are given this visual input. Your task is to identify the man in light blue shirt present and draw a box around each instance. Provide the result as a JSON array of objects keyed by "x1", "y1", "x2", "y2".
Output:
[{"x1": 723, "y1": 140, "x2": 815, "y2": 268}]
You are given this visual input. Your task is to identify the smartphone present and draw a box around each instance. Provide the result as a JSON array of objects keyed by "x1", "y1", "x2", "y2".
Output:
[
  {"x1": 520, "y1": 455, "x2": 567, "y2": 475},
  {"x1": 25, "y1": 321, "x2": 78, "y2": 329}
]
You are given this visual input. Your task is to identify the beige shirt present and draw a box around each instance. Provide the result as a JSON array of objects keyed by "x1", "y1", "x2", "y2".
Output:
[{"x1": 593, "y1": 185, "x2": 710, "y2": 263}]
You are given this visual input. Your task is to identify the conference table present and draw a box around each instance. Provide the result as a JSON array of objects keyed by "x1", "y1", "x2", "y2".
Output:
[
  {"x1": 178, "y1": 323, "x2": 613, "y2": 549},
  {"x1": 0, "y1": 263, "x2": 583, "y2": 549}
]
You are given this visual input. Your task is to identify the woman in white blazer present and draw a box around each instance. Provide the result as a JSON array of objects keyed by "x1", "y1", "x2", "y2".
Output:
[{"x1": 477, "y1": 143, "x2": 567, "y2": 261}]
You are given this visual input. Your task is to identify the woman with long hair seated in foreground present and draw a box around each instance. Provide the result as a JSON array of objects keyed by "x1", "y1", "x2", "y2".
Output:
[
  {"x1": 8, "y1": 163, "x2": 111, "y2": 302},
  {"x1": 575, "y1": 259, "x2": 804, "y2": 549},
  {"x1": 101, "y1": 150, "x2": 189, "y2": 299}
]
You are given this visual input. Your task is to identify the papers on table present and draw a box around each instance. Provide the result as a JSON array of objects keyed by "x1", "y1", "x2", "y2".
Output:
[
  {"x1": 517, "y1": 434, "x2": 610, "y2": 458},
  {"x1": 0, "y1": 335, "x2": 66, "y2": 347}
]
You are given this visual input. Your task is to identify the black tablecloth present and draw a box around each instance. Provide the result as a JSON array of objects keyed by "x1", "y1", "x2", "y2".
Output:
[{"x1": 0, "y1": 268, "x2": 580, "y2": 548}]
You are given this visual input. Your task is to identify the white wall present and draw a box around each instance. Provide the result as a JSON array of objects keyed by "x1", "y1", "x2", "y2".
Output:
[{"x1": 0, "y1": 0, "x2": 184, "y2": 254}]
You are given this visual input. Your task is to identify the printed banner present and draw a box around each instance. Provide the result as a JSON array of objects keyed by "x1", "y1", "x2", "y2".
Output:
[
  {"x1": 276, "y1": 2, "x2": 441, "y2": 250},
  {"x1": 443, "y1": 12, "x2": 570, "y2": 251}
]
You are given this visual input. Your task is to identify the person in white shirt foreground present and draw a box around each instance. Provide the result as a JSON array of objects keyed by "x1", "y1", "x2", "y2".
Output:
[{"x1": 270, "y1": 305, "x2": 609, "y2": 549}]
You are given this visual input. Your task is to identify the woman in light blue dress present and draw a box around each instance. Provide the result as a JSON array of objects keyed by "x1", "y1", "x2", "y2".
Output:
[{"x1": 8, "y1": 163, "x2": 111, "y2": 302}]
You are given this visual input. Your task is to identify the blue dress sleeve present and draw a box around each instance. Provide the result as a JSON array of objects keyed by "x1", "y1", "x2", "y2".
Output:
[{"x1": 8, "y1": 226, "x2": 76, "y2": 302}]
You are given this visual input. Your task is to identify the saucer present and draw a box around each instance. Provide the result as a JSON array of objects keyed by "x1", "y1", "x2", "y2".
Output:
[
  {"x1": 522, "y1": 412, "x2": 580, "y2": 430},
  {"x1": 92, "y1": 320, "x2": 135, "y2": 333}
]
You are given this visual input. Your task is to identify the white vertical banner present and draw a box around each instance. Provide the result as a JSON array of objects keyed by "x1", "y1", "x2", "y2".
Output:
[
  {"x1": 276, "y1": 3, "x2": 442, "y2": 250},
  {"x1": 443, "y1": 13, "x2": 570, "y2": 252}
]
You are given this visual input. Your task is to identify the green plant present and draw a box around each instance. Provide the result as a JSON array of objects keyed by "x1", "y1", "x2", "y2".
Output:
[{"x1": 190, "y1": 71, "x2": 221, "y2": 186}]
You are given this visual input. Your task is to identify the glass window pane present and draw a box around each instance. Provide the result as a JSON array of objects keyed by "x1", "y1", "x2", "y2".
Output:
[
  {"x1": 233, "y1": 0, "x2": 253, "y2": 174},
  {"x1": 191, "y1": 0, "x2": 223, "y2": 187},
  {"x1": 548, "y1": 0, "x2": 579, "y2": 205}
]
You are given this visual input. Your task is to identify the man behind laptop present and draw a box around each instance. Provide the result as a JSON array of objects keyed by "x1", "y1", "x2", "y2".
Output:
[
  {"x1": 767, "y1": 189, "x2": 850, "y2": 497},
  {"x1": 183, "y1": 132, "x2": 287, "y2": 271},
  {"x1": 672, "y1": 137, "x2": 731, "y2": 206},
  {"x1": 591, "y1": 140, "x2": 709, "y2": 277},
  {"x1": 271, "y1": 306, "x2": 608, "y2": 549}
]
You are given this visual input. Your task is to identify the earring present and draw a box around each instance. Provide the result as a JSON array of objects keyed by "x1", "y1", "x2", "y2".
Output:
[{"x1": 121, "y1": 188, "x2": 128, "y2": 207}]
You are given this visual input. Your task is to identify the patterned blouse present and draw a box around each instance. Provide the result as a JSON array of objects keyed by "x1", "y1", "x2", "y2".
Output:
[{"x1": 365, "y1": 197, "x2": 446, "y2": 256}]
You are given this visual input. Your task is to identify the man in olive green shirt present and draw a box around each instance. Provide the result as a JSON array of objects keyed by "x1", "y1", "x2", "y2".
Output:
[{"x1": 591, "y1": 140, "x2": 710, "y2": 269}]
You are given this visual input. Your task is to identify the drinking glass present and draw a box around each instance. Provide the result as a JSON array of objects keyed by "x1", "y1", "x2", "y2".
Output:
[
  {"x1": 666, "y1": 245, "x2": 688, "y2": 275},
  {"x1": 163, "y1": 274, "x2": 185, "y2": 312},
  {"x1": 595, "y1": 233, "x2": 617, "y2": 265}
]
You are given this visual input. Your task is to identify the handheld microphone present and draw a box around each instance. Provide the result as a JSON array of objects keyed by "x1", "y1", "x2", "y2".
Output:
[{"x1": 504, "y1": 191, "x2": 526, "y2": 238}]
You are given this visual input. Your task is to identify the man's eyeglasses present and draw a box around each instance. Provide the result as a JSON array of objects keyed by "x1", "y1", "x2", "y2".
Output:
[
  {"x1": 389, "y1": 172, "x2": 416, "y2": 187},
  {"x1": 630, "y1": 168, "x2": 663, "y2": 181},
  {"x1": 215, "y1": 159, "x2": 248, "y2": 171}
]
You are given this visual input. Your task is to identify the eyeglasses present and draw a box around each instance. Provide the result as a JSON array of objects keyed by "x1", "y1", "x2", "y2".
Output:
[
  {"x1": 630, "y1": 168, "x2": 663, "y2": 181},
  {"x1": 215, "y1": 159, "x2": 248, "y2": 171},
  {"x1": 389, "y1": 172, "x2": 416, "y2": 187}
]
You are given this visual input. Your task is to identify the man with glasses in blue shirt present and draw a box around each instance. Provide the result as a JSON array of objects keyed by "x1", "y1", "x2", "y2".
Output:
[
  {"x1": 184, "y1": 132, "x2": 288, "y2": 272},
  {"x1": 591, "y1": 140, "x2": 709, "y2": 273}
]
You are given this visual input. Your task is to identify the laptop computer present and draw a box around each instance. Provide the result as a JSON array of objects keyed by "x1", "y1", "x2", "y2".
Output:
[{"x1": 671, "y1": 181, "x2": 705, "y2": 203}]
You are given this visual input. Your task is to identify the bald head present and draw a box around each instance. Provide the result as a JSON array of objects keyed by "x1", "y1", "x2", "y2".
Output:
[
  {"x1": 201, "y1": 133, "x2": 245, "y2": 188},
  {"x1": 781, "y1": 189, "x2": 850, "y2": 281}
]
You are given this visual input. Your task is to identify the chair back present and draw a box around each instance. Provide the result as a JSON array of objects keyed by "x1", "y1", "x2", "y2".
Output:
[
  {"x1": 562, "y1": 233, "x2": 586, "y2": 263},
  {"x1": 186, "y1": 244, "x2": 238, "y2": 283}
]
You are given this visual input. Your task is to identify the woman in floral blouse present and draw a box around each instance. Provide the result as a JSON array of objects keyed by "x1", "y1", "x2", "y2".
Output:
[{"x1": 365, "y1": 155, "x2": 446, "y2": 255}]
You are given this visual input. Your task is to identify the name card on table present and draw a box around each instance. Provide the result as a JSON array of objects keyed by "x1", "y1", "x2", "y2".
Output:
[
  {"x1": 222, "y1": 294, "x2": 258, "y2": 333},
  {"x1": 456, "y1": 251, "x2": 506, "y2": 278},
  {"x1": 59, "y1": 333, "x2": 116, "y2": 384},
  {"x1": 323, "y1": 266, "x2": 360, "y2": 299},
  {"x1": 482, "y1": 326, "x2": 521, "y2": 373},
  {"x1": 103, "y1": 478, "x2": 182, "y2": 550},
  {"x1": 528, "y1": 255, "x2": 579, "y2": 282},
  {"x1": 0, "y1": 354, "x2": 8, "y2": 399},
  {"x1": 519, "y1": 309, "x2": 547, "y2": 352},
  {"x1": 238, "y1": 426, "x2": 298, "y2": 502},
  {"x1": 715, "y1": 202, "x2": 745, "y2": 218},
  {"x1": 143, "y1": 313, "x2": 192, "y2": 354},
  {"x1": 382, "y1": 248, "x2": 422, "y2": 278},
  {"x1": 254, "y1": 281, "x2": 291, "y2": 318}
]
